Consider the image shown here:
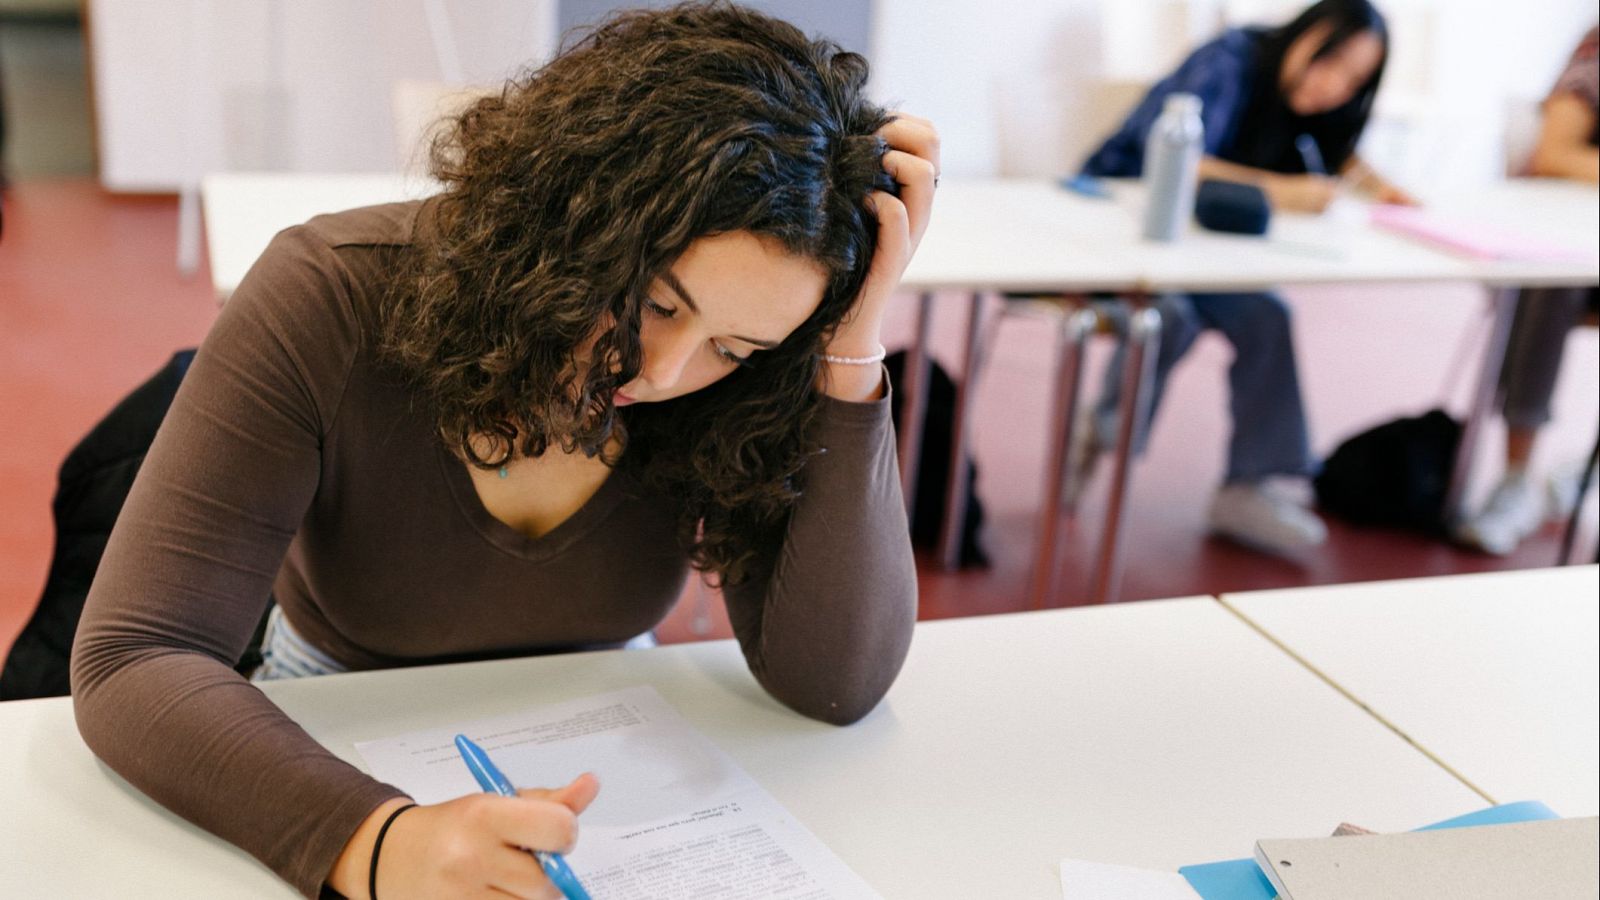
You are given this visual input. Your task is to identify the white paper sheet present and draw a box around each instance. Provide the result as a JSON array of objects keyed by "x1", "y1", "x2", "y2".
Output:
[
  {"x1": 355, "y1": 686, "x2": 880, "y2": 900},
  {"x1": 1058, "y1": 859, "x2": 1200, "y2": 899}
]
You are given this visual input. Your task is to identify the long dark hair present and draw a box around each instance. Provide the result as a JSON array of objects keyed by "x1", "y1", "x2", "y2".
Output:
[
  {"x1": 1229, "y1": 0, "x2": 1388, "y2": 173},
  {"x1": 381, "y1": 2, "x2": 894, "y2": 583}
]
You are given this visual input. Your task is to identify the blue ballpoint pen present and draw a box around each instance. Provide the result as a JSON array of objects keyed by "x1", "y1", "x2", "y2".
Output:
[
  {"x1": 1295, "y1": 133, "x2": 1328, "y2": 176},
  {"x1": 454, "y1": 734, "x2": 594, "y2": 900}
]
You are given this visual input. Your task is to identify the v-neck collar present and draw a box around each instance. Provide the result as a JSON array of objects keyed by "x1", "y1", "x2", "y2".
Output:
[{"x1": 434, "y1": 439, "x2": 633, "y2": 561}]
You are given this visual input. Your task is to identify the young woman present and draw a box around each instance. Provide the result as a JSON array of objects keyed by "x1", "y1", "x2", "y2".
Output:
[
  {"x1": 1458, "y1": 25, "x2": 1599, "y2": 555},
  {"x1": 69, "y1": 5, "x2": 936, "y2": 898},
  {"x1": 1074, "y1": 0, "x2": 1411, "y2": 554}
]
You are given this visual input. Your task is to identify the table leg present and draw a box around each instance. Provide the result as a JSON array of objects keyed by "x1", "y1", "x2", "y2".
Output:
[
  {"x1": 177, "y1": 185, "x2": 202, "y2": 277},
  {"x1": 1558, "y1": 427, "x2": 1600, "y2": 566},
  {"x1": 898, "y1": 292, "x2": 935, "y2": 519},
  {"x1": 939, "y1": 292, "x2": 986, "y2": 571},
  {"x1": 1089, "y1": 297, "x2": 1162, "y2": 604},
  {"x1": 1030, "y1": 303, "x2": 1096, "y2": 609},
  {"x1": 1443, "y1": 288, "x2": 1518, "y2": 526}
]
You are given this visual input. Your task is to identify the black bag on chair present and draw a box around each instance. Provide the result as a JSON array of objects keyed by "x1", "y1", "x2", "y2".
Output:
[
  {"x1": 0, "y1": 350, "x2": 269, "y2": 700},
  {"x1": 883, "y1": 350, "x2": 990, "y2": 568},
  {"x1": 1313, "y1": 408, "x2": 1462, "y2": 534},
  {"x1": 0, "y1": 351, "x2": 197, "y2": 699}
]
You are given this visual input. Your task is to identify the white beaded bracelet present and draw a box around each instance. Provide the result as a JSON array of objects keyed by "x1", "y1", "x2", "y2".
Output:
[{"x1": 818, "y1": 345, "x2": 887, "y2": 366}]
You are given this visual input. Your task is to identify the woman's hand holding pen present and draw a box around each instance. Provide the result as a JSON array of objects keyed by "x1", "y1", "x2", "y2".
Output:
[
  {"x1": 1345, "y1": 156, "x2": 1421, "y2": 207},
  {"x1": 1366, "y1": 180, "x2": 1420, "y2": 207},
  {"x1": 328, "y1": 774, "x2": 600, "y2": 899},
  {"x1": 1263, "y1": 173, "x2": 1341, "y2": 214},
  {"x1": 820, "y1": 112, "x2": 940, "y2": 403},
  {"x1": 1264, "y1": 172, "x2": 1417, "y2": 214}
]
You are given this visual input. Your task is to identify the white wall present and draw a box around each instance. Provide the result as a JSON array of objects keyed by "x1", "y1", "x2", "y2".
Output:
[
  {"x1": 92, "y1": 0, "x2": 1598, "y2": 191},
  {"x1": 558, "y1": 0, "x2": 870, "y2": 54},
  {"x1": 868, "y1": 0, "x2": 1105, "y2": 178},
  {"x1": 90, "y1": 0, "x2": 557, "y2": 192}
]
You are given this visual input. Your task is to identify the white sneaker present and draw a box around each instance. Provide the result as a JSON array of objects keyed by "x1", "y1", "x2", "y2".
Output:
[
  {"x1": 1207, "y1": 481, "x2": 1328, "y2": 553},
  {"x1": 1546, "y1": 461, "x2": 1596, "y2": 522},
  {"x1": 1457, "y1": 473, "x2": 1545, "y2": 556}
]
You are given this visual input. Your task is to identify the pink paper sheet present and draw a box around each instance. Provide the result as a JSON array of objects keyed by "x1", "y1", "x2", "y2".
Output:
[{"x1": 1370, "y1": 204, "x2": 1590, "y2": 263}]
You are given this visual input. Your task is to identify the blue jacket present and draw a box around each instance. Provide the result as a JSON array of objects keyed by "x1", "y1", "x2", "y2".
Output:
[{"x1": 1081, "y1": 28, "x2": 1264, "y2": 178}]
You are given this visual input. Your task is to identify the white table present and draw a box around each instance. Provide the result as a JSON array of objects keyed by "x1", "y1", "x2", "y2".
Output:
[
  {"x1": 202, "y1": 172, "x2": 438, "y2": 302},
  {"x1": 202, "y1": 174, "x2": 1598, "y2": 300},
  {"x1": 0, "y1": 598, "x2": 1486, "y2": 898},
  {"x1": 1221, "y1": 565, "x2": 1600, "y2": 819},
  {"x1": 907, "y1": 178, "x2": 1599, "y2": 295}
]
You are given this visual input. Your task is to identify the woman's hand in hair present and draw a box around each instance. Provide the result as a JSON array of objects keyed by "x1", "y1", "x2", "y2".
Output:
[
  {"x1": 1263, "y1": 173, "x2": 1340, "y2": 214},
  {"x1": 327, "y1": 775, "x2": 600, "y2": 899},
  {"x1": 821, "y1": 113, "x2": 940, "y2": 403}
]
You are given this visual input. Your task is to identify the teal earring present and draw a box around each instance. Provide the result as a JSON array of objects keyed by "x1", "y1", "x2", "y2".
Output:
[{"x1": 498, "y1": 465, "x2": 509, "y2": 479}]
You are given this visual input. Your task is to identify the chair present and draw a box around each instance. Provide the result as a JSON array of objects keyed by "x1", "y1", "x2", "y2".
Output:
[
  {"x1": 979, "y1": 295, "x2": 1162, "y2": 608},
  {"x1": 932, "y1": 77, "x2": 1160, "y2": 606},
  {"x1": 1559, "y1": 426, "x2": 1599, "y2": 566},
  {"x1": 1558, "y1": 303, "x2": 1600, "y2": 565},
  {"x1": 0, "y1": 351, "x2": 278, "y2": 698},
  {"x1": 1077, "y1": 80, "x2": 1156, "y2": 153}
]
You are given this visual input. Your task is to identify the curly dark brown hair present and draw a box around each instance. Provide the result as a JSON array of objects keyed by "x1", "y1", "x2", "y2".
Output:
[{"x1": 381, "y1": 2, "x2": 895, "y2": 583}]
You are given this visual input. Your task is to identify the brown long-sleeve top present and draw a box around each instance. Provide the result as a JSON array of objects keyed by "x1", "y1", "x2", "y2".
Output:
[{"x1": 69, "y1": 201, "x2": 917, "y2": 898}]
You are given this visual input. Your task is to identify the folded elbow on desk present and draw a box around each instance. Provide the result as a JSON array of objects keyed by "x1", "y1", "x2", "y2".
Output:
[
  {"x1": 747, "y1": 637, "x2": 909, "y2": 726},
  {"x1": 68, "y1": 634, "x2": 124, "y2": 748},
  {"x1": 767, "y1": 630, "x2": 914, "y2": 726},
  {"x1": 69, "y1": 682, "x2": 118, "y2": 772},
  {"x1": 780, "y1": 682, "x2": 891, "y2": 727},
  {"x1": 67, "y1": 621, "x2": 172, "y2": 760}
]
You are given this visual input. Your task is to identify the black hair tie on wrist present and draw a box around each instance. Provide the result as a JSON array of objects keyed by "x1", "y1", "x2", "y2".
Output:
[{"x1": 369, "y1": 802, "x2": 418, "y2": 900}]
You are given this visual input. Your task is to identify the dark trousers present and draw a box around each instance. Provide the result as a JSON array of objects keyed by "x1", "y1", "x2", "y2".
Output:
[
  {"x1": 1498, "y1": 287, "x2": 1600, "y2": 430},
  {"x1": 1096, "y1": 291, "x2": 1315, "y2": 483}
]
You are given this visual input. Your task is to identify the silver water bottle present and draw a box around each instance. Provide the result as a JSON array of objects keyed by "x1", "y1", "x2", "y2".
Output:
[{"x1": 1141, "y1": 92, "x2": 1204, "y2": 242}]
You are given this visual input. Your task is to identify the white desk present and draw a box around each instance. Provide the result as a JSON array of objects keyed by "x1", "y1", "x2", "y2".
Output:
[
  {"x1": 907, "y1": 178, "x2": 1599, "y2": 293},
  {"x1": 202, "y1": 172, "x2": 438, "y2": 302},
  {"x1": 0, "y1": 598, "x2": 1486, "y2": 898},
  {"x1": 200, "y1": 174, "x2": 1600, "y2": 300},
  {"x1": 1221, "y1": 565, "x2": 1600, "y2": 819},
  {"x1": 1425, "y1": 179, "x2": 1600, "y2": 288}
]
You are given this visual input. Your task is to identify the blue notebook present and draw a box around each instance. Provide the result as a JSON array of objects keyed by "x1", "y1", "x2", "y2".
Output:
[{"x1": 1177, "y1": 802, "x2": 1559, "y2": 900}]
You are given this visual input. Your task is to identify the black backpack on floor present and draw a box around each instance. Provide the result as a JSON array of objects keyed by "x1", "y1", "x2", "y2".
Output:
[{"x1": 1313, "y1": 408, "x2": 1462, "y2": 534}]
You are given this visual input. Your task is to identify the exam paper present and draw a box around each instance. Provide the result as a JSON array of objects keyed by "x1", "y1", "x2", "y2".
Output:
[{"x1": 355, "y1": 686, "x2": 879, "y2": 900}]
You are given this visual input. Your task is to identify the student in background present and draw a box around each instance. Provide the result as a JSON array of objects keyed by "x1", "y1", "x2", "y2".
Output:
[
  {"x1": 69, "y1": 6, "x2": 929, "y2": 899},
  {"x1": 1458, "y1": 25, "x2": 1599, "y2": 556},
  {"x1": 1073, "y1": 0, "x2": 1412, "y2": 555}
]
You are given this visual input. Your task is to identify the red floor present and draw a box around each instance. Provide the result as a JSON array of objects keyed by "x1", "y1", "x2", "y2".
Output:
[{"x1": 3, "y1": 180, "x2": 1595, "y2": 664}]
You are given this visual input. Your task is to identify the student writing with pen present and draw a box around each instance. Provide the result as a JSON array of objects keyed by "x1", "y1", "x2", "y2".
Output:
[
  {"x1": 68, "y1": 4, "x2": 930, "y2": 898},
  {"x1": 1066, "y1": 0, "x2": 1417, "y2": 556}
]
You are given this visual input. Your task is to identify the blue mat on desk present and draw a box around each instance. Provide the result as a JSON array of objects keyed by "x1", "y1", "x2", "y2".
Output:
[{"x1": 1177, "y1": 801, "x2": 1560, "y2": 899}]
